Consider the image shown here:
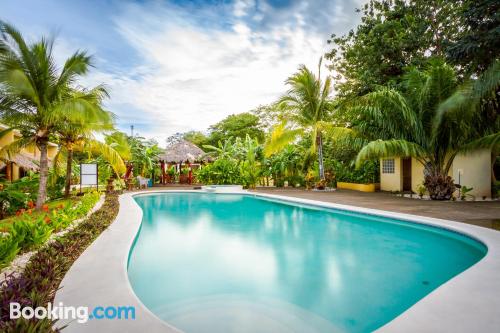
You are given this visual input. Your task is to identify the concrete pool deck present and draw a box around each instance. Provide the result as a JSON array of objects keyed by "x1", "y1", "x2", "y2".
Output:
[{"x1": 54, "y1": 189, "x2": 500, "y2": 332}]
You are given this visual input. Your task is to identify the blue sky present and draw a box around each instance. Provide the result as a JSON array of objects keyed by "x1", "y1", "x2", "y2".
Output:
[{"x1": 2, "y1": 0, "x2": 364, "y2": 145}]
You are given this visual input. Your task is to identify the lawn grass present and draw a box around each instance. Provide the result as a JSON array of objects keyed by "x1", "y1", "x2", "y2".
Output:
[{"x1": 0, "y1": 197, "x2": 80, "y2": 232}]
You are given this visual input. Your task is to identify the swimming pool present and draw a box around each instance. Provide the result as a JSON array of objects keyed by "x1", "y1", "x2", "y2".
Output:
[{"x1": 127, "y1": 192, "x2": 486, "y2": 333}]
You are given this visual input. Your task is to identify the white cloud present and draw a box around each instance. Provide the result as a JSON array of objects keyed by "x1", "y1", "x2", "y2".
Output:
[{"x1": 87, "y1": 0, "x2": 363, "y2": 145}]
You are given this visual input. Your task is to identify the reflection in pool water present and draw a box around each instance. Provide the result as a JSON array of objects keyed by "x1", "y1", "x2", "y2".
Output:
[{"x1": 127, "y1": 193, "x2": 486, "y2": 333}]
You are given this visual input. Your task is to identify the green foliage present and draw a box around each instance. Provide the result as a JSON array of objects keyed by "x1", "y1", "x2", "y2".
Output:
[
  {"x1": 129, "y1": 136, "x2": 162, "y2": 178},
  {"x1": 0, "y1": 192, "x2": 100, "y2": 268},
  {"x1": 492, "y1": 181, "x2": 500, "y2": 198},
  {"x1": 47, "y1": 174, "x2": 65, "y2": 200},
  {"x1": 0, "y1": 234, "x2": 19, "y2": 268},
  {"x1": 460, "y1": 185, "x2": 475, "y2": 201},
  {"x1": 195, "y1": 158, "x2": 243, "y2": 185},
  {"x1": 326, "y1": 0, "x2": 462, "y2": 98},
  {"x1": 266, "y1": 145, "x2": 304, "y2": 187},
  {"x1": 333, "y1": 160, "x2": 379, "y2": 184},
  {"x1": 0, "y1": 185, "x2": 26, "y2": 219},
  {"x1": 446, "y1": 0, "x2": 500, "y2": 75},
  {"x1": 183, "y1": 131, "x2": 209, "y2": 149},
  {"x1": 417, "y1": 184, "x2": 427, "y2": 197},
  {"x1": 10, "y1": 217, "x2": 52, "y2": 251},
  {"x1": 208, "y1": 112, "x2": 265, "y2": 145}
]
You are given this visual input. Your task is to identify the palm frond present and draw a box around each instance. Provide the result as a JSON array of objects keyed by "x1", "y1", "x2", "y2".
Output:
[
  {"x1": 86, "y1": 140, "x2": 126, "y2": 175},
  {"x1": 264, "y1": 123, "x2": 304, "y2": 157},
  {"x1": 355, "y1": 139, "x2": 426, "y2": 168},
  {"x1": 460, "y1": 132, "x2": 500, "y2": 152}
]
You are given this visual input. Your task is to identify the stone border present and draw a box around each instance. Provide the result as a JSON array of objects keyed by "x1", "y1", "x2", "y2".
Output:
[
  {"x1": 55, "y1": 190, "x2": 500, "y2": 332},
  {"x1": 0, "y1": 194, "x2": 105, "y2": 284}
]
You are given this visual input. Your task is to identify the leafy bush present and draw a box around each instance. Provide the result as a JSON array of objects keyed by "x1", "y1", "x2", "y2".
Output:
[
  {"x1": 47, "y1": 174, "x2": 65, "y2": 200},
  {"x1": 10, "y1": 217, "x2": 52, "y2": 251},
  {"x1": 0, "y1": 186, "x2": 26, "y2": 219},
  {"x1": 0, "y1": 235, "x2": 19, "y2": 269},
  {"x1": 0, "y1": 194, "x2": 119, "y2": 331},
  {"x1": 334, "y1": 160, "x2": 379, "y2": 184},
  {"x1": 195, "y1": 159, "x2": 243, "y2": 185}
]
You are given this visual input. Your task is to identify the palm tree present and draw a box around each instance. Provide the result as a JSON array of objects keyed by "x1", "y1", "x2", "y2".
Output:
[
  {"x1": 264, "y1": 59, "x2": 333, "y2": 181},
  {"x1": 352, "y1": 59, "x2": 499, "y2": 199},
  {"x1": 53, "y1": 91, "x2": 125, "y2": 197},
  {"x1": 105, "y1": 131, "x2": 132, "y2": 179},
  {"x1": 0, "y1": 22, "x2": 107, "y2": 208}
]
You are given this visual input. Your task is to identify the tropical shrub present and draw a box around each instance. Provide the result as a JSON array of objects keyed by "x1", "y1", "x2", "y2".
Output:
[
  {"x1": 333, "y1": 160, "x2": 379, "y2": 184},
  {"x1": 10, "y1": 217, "x2": 52, "y2": 251},
  {"x1": 47, "y1": 174, "x2": 65, "y2": 201},
  {"x1": 0, "y1": 235, "x2": 19, "y2": 269},
  {"x1": 0, "y1": 185, "x2": 26, "y2": 219},
  {"x1": 195, "y1": 159, "x2": 243, "y2": 185}
]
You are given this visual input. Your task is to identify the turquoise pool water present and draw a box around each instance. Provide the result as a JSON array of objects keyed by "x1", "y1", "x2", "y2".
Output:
[{"x1": 127, "y1": 193, "x2": 486, "y2": 332}]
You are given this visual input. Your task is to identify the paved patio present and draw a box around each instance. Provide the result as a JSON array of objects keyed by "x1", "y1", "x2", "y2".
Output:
[{"x1": 252, "y1": 188, "x2": 500, "y2": 230}]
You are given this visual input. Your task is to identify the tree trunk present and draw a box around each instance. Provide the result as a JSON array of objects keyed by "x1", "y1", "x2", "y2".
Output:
[
  {"x1": 317, "y1": 133, "x2": 325, "y2": 180},
  {"x1": 64, "y1": 148, "x2": 73, "y2": 198},
  {"x1": 36, "y1": 139, "x2": 49, "y2": 210}
]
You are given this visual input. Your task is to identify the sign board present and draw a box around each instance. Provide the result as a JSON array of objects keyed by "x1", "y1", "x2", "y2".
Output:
[{"x1": 80, "y1": 163, "x2": 98, "y2": 186}]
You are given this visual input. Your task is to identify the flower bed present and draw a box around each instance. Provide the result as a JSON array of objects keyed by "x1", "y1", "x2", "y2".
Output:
[
  {"x1": 0, "y1": 192, "x2": 101, "y2": 269},
  {"x1": 0, "y1": 193, "x2": 119, "y2": 332}
]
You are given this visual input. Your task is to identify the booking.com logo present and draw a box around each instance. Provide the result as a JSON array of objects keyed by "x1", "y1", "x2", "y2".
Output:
[{"x1": 10, "y1": 302, "x2": 135, "y2": 323}]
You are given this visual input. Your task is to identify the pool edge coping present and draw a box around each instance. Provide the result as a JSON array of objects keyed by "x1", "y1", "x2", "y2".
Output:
[{"x1": 54, "y1": 190, "x2": 500, "y2": 332}]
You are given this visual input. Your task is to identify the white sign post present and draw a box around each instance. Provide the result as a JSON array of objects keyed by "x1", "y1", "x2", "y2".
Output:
[{"x1": 80, "y1": 163, "x2": 98, "y2": 194}]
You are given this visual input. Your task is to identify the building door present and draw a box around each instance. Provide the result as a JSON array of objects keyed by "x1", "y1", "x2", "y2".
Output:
[{"x1": 402, "y1": 158, "x2": 412, "y2": 191}]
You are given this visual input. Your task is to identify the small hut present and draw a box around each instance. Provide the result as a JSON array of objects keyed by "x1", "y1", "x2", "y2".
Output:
[
  {"x1": 158, "y1": 140, "x2": 207, "y2": 184},
  {"x1": 0, "y1": 152, "x2": 42, "y2": 181}
]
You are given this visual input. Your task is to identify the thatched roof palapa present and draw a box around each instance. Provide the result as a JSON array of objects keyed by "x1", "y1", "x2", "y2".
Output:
[
  {"x1": 159, "y1": 140, "x2": 206, "y2": 163},
  {"x1": 0, "y1": 152, "x2": 40, "y2": 170}
]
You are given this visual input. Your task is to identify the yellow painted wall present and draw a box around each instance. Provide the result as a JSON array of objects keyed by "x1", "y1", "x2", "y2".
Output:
[
  {"x1": 337, "y1": 182, "x2": 380, "y2": 192},
  {"x1": 411, "y1": 158, "x2": 425, "y2": 193},
  {"x1": 452, "y1": 149, "x2": 491, "y2": 198},
  {"x1": 380, "y1": 157, "x2": 402, "y2": 191}
]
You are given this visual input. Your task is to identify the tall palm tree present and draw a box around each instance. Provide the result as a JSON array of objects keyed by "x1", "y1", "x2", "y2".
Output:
[
  {"x1": 0, "y1": 22, "x2": 107, "y2": 208},
  {"x1": 264, "y1": 59, "x2": 333, "y2": 181},
  {"x1": 352, "y1": 59, "x2": 499, "y2": 199},
  {"x1": 53, "y1": 90, "x2": 125, "y2": 197}
]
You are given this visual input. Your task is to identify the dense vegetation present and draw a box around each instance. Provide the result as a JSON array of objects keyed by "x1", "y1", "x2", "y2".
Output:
[{"x1": 0, "y1": 193, "x2": 118, "y2": 332}]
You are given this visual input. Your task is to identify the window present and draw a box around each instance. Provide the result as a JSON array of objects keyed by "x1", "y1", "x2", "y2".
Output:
[{"x1": 382, "y1": 159, "x2": 395, "y2": 174}]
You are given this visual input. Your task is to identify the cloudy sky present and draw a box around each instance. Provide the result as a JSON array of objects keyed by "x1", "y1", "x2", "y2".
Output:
[{"x1": 2, "y1": 0, "x2": 365, "y2": 146}]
